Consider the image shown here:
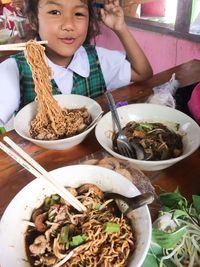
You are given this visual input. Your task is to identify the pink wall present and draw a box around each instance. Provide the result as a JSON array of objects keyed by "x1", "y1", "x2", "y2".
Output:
[{"x1": 96, "y1": 25, "x2": 200, "y2": 74}]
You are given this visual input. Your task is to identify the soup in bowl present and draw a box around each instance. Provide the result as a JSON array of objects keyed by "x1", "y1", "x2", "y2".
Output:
[{"x1": 0, "y1": 165, "x2": 151, "y2": 267}]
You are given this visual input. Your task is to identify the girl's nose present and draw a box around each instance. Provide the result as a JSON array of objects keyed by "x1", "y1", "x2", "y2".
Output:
[{"x1": 60, "y1": 16, "x2": 74, "y2": 31}]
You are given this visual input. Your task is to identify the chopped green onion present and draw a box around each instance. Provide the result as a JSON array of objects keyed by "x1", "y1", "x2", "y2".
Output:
[
  {"x1": 48, "y1": 213, "x2": 56, "y2": 222},
  {"x1": 94, "y1": 203, "x2": 101, "y2": 210},
  {"x1": 44, "y1": 194, "x2": 60, "y2": 208},
  {"x1": 104, "y1": 222, "x2": 120, "y2": 233},
  {"x1": 51, "y1": 194, "x2": 60, "y2": 201},
  {"x1": 59, "y1": 225, "x2": 69, "y2": 245},
  {"x1": 69, "y1": 234, "x2": 87, "y2": 247},
  {"x1": 136, "y1": 123, "x2": 154, "y2": 131},
  {"x1": 44, "y1": 197, "x2": 52, "y2": 207}
]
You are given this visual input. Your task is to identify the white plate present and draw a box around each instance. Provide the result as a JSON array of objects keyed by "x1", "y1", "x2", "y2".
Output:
[{"x1": 0, "y1": 165, "x2": 151, "y2": 267}]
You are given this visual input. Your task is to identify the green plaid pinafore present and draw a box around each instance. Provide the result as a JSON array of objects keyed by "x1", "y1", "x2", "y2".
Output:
[{"x1": 11, "y1": 45, "x2": 106, "y2": 110}]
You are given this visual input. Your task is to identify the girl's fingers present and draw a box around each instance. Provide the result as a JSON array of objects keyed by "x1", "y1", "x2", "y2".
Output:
[
  {"x1": 104, "y1": 5, "x2": 122, "y2": 15},
  {"x1": 104, "y1": 0, "x2": 120, "y2": 8}
]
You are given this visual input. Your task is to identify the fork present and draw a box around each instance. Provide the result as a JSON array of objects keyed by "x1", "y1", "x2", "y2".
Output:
[{"x1": 105, "y1": 92, "x2": 136, "y2": 158}]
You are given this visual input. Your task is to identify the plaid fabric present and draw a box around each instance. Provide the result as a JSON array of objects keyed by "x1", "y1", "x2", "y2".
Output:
[
  {"x1": 11, "y1": 52, "x2": 61, "y2": 109},
  {"x1": 11, "y1": 44, "x2": 106, "y2": 110},
  {"x1": 72, "y1": 45, "x2": 106, "y2": 98}
]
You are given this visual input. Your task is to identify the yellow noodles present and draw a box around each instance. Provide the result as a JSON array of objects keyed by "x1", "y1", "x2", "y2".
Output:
[
  {"x1": 66, "y1": 210, "x2": 135, "y2": 267},
  {"x1": 25, "y1": 40, "x2": 91, "y2": 140},
  {"x1": 26, "y1": 184, "x2": 135, "y2": 267}
]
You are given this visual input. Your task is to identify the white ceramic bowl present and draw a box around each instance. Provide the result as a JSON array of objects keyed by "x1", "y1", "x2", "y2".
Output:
[
  {"x1": 95, "y1": 103, "x2": 200, "y2": 171},
  {"x1": 14, "y1": 94, "x2": 103, "y2": 150},
  {"x1": 0, "y1": 165, "x2": 151, "y2": 267}
]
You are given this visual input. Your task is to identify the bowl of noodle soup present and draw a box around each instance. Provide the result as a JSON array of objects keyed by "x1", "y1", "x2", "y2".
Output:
[
  {"x1": 14, "y1": 94, "x2": 103, "y2": 150},
  {"x1": 95, "y1": 103, "x2": 200, "y2": 171},
  {"x1": 0, "y1": 165, "x2": 151, "y2": 267}
]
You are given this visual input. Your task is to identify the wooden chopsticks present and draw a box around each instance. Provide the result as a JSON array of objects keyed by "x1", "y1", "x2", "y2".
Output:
[
  {"x1": 0, "y1": 40, "x2": 48, "y2": 51},
  {"x1": 0, "y1": 136, "x2": 86, "y2": 212}
]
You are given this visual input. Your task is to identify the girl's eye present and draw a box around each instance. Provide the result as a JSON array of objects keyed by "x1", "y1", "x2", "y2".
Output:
[
  {"x1": 48, "y1": 10, "x2": 61, "y2": 15},
  {"x1": 75, "y1": 12, "x2": 85, "y2": 17}
]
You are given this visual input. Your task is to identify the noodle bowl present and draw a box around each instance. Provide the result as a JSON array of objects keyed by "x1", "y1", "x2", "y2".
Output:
[
  {"x1": 0, "y1": 165, "x2": 152, "y2": 267},
  {"x1": 95, "y1": 103, "x2": 200, "y2": 171},
  {"x1": 25, "y1": 40, "x2": 92, "y2": 141},
  {"x1": 25, "y1": 184, "x2": 135, "y2": 266},
  {"x1": 14, "y1": 94, "x2": 103, "y2": 150}
]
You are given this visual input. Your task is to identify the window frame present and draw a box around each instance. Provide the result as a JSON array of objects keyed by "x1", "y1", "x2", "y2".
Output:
[{"x1": 124, "y1": 0, "x2": 200, "y2": 43}]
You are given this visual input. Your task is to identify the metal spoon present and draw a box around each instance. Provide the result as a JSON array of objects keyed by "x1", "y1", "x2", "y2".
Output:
[{"x1": 104, "y1": 192, "x2": 154, "y2": 216}]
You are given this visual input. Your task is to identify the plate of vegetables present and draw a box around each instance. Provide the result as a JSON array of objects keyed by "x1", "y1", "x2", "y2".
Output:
[{"x1": 142, "y1": 190, "x2": 200, "y2": 267}]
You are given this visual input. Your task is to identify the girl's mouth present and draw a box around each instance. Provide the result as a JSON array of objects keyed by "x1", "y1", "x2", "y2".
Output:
[{"x1": 60, "y1": 38, "x2": 75, "y2": 45}]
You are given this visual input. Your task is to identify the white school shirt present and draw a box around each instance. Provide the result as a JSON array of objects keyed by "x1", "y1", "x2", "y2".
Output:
[{"x1": 0, "y1": 45, "x2": 131, "y2": 126}]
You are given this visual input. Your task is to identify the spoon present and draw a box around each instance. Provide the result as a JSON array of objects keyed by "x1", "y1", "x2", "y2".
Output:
[
  {"x1": 104, "y1": 192, "x2": 154, "y2": 216},
  {"x1": 85, "y1": 111, "x2": 104, "y2": 130}
]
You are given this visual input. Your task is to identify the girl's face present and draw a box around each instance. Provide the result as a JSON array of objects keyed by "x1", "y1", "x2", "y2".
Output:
[{"x1": 38, "y1": 0, "x2": 89, "y2": 66}]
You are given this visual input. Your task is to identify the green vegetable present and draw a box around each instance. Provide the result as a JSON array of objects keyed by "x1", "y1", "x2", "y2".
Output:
[
  {"x1": 94, "y1": 203, "x2": 101, "y2": 210},
  {"x1": 103, "y1": 222, "x2": 120, "y2": 233},
  {"x1": 44, "y1": 194, "x2": 60, "y2": 208},
  {"x1": 51, "y1": 194, "x2": 60, "y2": 201},
  {"x1": 136, "y1": 123, "x2": 154, "y2": 131},
  {"x1": 152, "y1": 226, "x2": 187, "y2": 249},
  {"x1": 0, "y1": 127, "x2": 6, "y2": 134},
  {"x1": 59, "y1": 225, "x2": 69, "y2": 245},
  {"x1": 192, "y1": 195, "x2": 200, "y2": 216},
  {"x1": 142, "y1": 190, "x2": 200, "y2": 267},
  {"x1": 69, "y1": 234, "x2": 87, "y2": 247}
]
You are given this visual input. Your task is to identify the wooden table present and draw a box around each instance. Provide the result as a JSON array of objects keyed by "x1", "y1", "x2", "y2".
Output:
[{"x1": 0, "y1": 59, "x2": 200, "y2": 219}]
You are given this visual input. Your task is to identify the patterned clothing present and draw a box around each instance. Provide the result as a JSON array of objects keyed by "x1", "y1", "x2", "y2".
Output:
[{"x1": 11, "y1": 45, "x2": 106, "y2": 110}]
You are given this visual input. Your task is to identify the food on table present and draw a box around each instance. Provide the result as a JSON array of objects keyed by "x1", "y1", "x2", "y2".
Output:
[
  {"x1": 25, "y1": 40, "x2": 92, "y2": 140},
  {"x1": 25, "y1": 184, "x2": 135, "y2": 267},
  {"x1": 30, "y1": 106, "x2": 92, "y2": 140},
  {"x1": 113, "y1": 121, "x2": 183, "y2": 160},
  {"x1": 143, "y1": 190, "x2": 200, "y2": 267}
]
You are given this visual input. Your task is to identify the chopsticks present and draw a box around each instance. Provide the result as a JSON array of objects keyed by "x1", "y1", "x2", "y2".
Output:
[
  {"x1": 0, "y1": 136, "x2": 86, "y2": 212},
  {"x1": 0, "y1": 40, "x2": 48, "y2": 51}
]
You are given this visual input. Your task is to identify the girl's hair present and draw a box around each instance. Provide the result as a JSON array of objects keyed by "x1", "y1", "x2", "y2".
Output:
[{"x1": 24, "y1": 0, "x2": 101, "y2": 44}]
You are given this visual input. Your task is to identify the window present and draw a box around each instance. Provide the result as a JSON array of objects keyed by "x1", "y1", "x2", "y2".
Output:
[{"x1": 121, "y1": 0, "x2": 200, "y2": 42}]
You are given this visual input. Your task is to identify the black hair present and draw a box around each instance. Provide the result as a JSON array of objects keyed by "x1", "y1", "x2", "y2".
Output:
[{"x1": 24, "y1": 0, "x2": 101, "y2": 44}]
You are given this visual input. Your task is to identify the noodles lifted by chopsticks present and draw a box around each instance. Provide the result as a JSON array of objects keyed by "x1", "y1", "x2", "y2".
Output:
[{"x1": 25, "y1": 40, "x2": 91, "y2": 140}]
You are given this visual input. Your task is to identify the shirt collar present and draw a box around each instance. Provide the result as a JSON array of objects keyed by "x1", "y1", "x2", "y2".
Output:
[{"x1": 47, "y1": 46, "x2": 90, "y2": 78}]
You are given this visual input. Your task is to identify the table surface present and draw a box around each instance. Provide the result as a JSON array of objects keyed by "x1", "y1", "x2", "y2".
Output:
[{"x1": 0, "y1": 59, "x2": 200, "y2": 219}]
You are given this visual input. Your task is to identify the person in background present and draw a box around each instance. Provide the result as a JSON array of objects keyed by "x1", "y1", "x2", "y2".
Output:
[
  {"x1": 0, "y1": 0, "x2": 14, "y2": 28},
  {"x1": 0, "y1": 0, "x2": 153, "y2": 127},
  {"x1": 10, "y1": 0, "x2": 24, "y2": 16},
  {"x1": 0, "y1": 0, "x2": 24, "y2": 16}
]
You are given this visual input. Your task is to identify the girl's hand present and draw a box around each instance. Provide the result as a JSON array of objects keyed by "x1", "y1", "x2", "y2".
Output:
[{"x1": 100, "y1": 0, "x2": 126, "y2": 32}]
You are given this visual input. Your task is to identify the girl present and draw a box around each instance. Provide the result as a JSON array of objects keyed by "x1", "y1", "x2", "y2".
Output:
[{"x1": 0, "y1": 0, "x2": 152, "y2": 127}]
